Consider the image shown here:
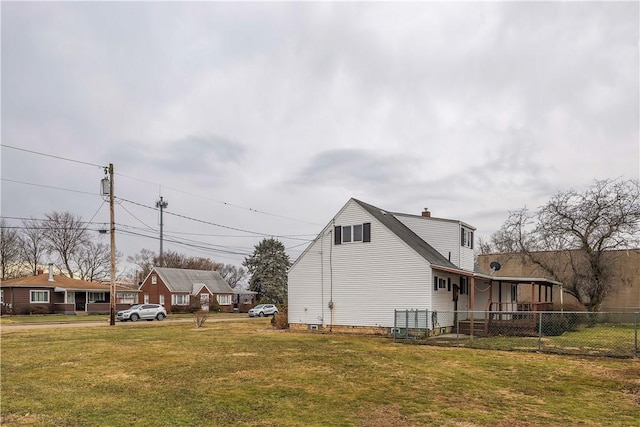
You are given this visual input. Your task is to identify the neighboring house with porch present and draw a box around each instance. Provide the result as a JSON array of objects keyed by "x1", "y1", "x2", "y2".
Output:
[
  {"x1": 288, "y1": 198, "x2": 560, "y2": 335},
  {"x1": 478, "y1": 249, "x2": 640, "y2": 311},
  {"x1": 139, "y1": 267, "x2": 256, "y2": 313},
  {"x1": 0, "y1": 269, "x2": 138, "y2": 315}
]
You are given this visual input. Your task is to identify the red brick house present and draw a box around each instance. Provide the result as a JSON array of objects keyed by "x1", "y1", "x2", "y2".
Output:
[{"x1": 139, "y1": 267, "x2": 256, "y2": 313}]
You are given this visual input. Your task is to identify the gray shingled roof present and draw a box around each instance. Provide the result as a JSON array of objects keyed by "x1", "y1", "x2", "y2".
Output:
[
  {"x1": 153, "y1": 267, "x2": 234, "y2": 294},
  {"x1": 352, "y1": 199, "x2": 462, "y2": 271}
]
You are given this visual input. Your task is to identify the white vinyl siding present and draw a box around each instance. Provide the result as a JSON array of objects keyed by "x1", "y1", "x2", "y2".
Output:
[
  {"x1": 289, "y1": 200, "x2": 433, "y2": 328},
  {"x1": 397, "y1": 215, "x2": 475, "y2": 271}
]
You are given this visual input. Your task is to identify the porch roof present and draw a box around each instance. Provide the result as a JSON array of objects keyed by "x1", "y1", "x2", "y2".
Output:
[{"x1": 473, "y1": 272, "x2": 562, "y2": 286}]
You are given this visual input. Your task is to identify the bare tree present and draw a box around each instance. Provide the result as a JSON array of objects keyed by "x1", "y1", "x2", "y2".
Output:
[
  {"x1": 127, "y1": 248, "x2": 157, "y2": 283},
  {"x1": 215, "y1": 264, "x2": 248, "y2": 289},
  {"x1": 0, "y1": 219, "x2": 22, "y2": 279},
  {"x1": 40, "y1": 211, "x2": 90, "y2": 278},
  {"x1": 491, "y1": 178, "x2": 640, "y2": 311},
  {"x1": 20, "y1": 218, "x2": 47, "y2": 276},
  {"x1": 73, "y1": 241, "x2": 119, "y2": 282}
]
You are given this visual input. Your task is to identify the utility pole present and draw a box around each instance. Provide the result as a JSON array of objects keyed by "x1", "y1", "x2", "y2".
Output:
[
  {"x1": 99, "y1": 163, "x2": 117, "y2": 325},
  {"x1": 156, "y1": 196, "x2": 168, "y2": 265}
]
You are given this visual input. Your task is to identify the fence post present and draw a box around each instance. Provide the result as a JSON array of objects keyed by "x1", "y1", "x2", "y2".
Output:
[
  {"x1": 405, "y1": 310, "x2": 409, "y2": 340},
  {"x1": 538, "y1": 312, "x2": 543, "y2": 352},
  {"x1": 635, "y1": 312, "x2": 638, "y2": 359},
  {"x1": 393, "y1": 310, "x2": 397, "y2": 343}
]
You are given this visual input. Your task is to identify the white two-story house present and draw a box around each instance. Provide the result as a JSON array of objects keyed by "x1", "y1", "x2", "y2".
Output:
[{"x1": 288, "y1": 198, "x2": 559, "y2": 334}]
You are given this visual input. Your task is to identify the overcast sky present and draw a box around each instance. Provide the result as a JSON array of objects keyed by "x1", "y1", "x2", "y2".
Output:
[{"x1": 1, "y1": 1, "x2": 638, "y2": 274}]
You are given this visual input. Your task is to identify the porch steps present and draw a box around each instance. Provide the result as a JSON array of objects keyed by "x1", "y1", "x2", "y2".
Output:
[{"x1": 458, "y1": 320, "x2": 488, "y2": 337}]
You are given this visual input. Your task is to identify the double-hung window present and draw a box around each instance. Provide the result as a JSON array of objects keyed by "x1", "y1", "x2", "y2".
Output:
[
  {"x1": 217, "y1": 294, "x2": 232, "y2": 305},
  {"x1": 88, "y1": 292, "x2": 105, "y2": 303},
  {"x1": 30, "y1": 290, "x2": 49, "y2": 303},
  {"x1": 461, "y1": 228, "x2": 474, "y2": 249},
  {"x1": 172, "y1": 294, "x2": 190, "y2": 306}
]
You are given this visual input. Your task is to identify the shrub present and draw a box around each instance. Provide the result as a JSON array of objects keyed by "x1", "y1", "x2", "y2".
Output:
[
  {"x1": 210, "y1": 299, "x2": 221, "y2": 313},
  {"x1": 557, "y1": 303, "x2": 586, "y2": 330},
  {"x1": 28, "y1": 305, "x2": 50, "y2": 315},
  {"x1": 193, "y1": 310, "x2": 208, "y2": 328},
  {"x1": 271, "y1": 305, "x2": 289, "y2": 330},
  {"x1": 538, "y1": 313, "x2": 569, "y2": 336}
]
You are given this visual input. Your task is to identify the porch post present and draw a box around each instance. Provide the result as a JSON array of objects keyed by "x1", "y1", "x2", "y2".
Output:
[
  {"x1": 470, "y1": 275, "x2": 475, "y2": 338},
  {"x1": 531, "y1": 282, "x2": 535, "y2": 308}
]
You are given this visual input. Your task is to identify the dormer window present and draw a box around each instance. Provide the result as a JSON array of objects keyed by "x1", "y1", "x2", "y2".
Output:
[
  {"x1": 335, "y1": 223, "x2": 371, "y2": 244},
  {"x1": 461, "y1": 227, "x2": 474, "y2": 249}
]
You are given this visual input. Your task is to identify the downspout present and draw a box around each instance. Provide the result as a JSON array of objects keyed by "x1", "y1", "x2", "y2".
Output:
[
  {"x1": 329, "y1": 220, "x2": 334, "y2": 332},
  {"x1": 320, "y1": 232, "x2": 324, "y2": 326},
  {"x1": 469, "y1": 275, "x2": 475, "y2": 338}
]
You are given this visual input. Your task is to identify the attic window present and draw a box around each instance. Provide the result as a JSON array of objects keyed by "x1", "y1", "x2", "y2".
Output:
[
  {"x1": 151, "y1": 275, "x2": 157, "y2": 285},
  {"x1": 461, "y1": 228, "x2": 474, "y2": 249},
  {"x1": 334, "y1": 223, "x2": 371, "y2": 244}
]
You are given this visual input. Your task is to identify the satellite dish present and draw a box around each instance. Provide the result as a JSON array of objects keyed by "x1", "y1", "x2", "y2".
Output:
[{"x1": 490, "y1": 261, "x2": 501, "y2": 272}]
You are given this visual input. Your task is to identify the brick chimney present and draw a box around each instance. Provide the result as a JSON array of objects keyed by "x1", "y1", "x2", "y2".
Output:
[{"x1": 422, "y1": 208, "x2": 431, "y2": 218}]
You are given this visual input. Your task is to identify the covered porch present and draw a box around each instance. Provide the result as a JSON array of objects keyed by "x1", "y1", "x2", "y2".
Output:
[
  {"x1": 54, "y1": 288, "x2": 139, "y2": 315},
  {"x1": 460, "y1": 274, "x2": 563, "y2": 337}
]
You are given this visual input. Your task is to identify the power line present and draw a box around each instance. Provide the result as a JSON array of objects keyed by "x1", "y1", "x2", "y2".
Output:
[
  {"x1": 3, "y1": 147, "x2": 322, "y2": 227},
  {"x1": 1, "y1": 179, "x2": 98, "y2": 196},
  {"x1": 1, "y1": 144, "x2": 104, "y2": 168},
  {"x1": 118, "y1": 197, "x2": 312, "y2": 242}
]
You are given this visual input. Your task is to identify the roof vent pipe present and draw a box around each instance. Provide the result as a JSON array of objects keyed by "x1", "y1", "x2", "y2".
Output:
[{"x1": 48, "y1": 263, "x2": 54, "y2": 282}]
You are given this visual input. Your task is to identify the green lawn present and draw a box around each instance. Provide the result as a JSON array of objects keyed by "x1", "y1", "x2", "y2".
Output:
[{"x1": 1, "y1": 320, "x2": 639, "y2": 426}]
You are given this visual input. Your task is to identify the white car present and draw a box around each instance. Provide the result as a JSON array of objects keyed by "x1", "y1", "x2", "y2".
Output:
[
  {"x1": 248, "y1": 304, "x2": 278, "y2": 317},
  {"x1": 117, "y1": 304, "x2": 167, "y2": 322}
]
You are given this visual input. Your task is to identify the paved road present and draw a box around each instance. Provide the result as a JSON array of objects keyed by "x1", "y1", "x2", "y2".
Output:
[{"x1": 0, "y1": 316, "x2": 258, "y2": 331}]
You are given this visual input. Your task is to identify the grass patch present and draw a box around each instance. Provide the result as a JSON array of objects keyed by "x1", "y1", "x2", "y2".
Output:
[
  {"x1": 422, "y1": 324, "x2": 637, "y2": 357},
  {"x1": 2, "y1": 320, "x2": 639, "y2": 426},
  {"x1": 0, "y1": 312, "x2": 243, "y2": 325}
]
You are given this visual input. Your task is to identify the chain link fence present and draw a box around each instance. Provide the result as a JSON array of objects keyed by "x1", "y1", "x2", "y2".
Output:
[{"x1": 393, "y1": 309, "x2": 639, "y2": 358}]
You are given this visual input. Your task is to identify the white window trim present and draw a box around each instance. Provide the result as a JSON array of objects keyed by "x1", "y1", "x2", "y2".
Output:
[
  {"x1": 30, "y1": 290, "x2": 49, "y2": 304},
  {"x1": 217, "y1": 294, "x2": 232, "y2": 305},
  {"x1": 151, "y1": 275, "x2": 157, "y2": 285},
  {"x1": 88, "y1": 292, "x2": 106, "y2": 303},
  {"x1": 159, "y1": 295, "x2": 165, "y2": 305},
  {"x1": 172, "y1": 294, "x2": 190, "y2": 306},
  {"x1": 336, "y1": 223, "x2": 370, "y2": 244},
  {"x1": 0, "y1": 289, "x2": 3, "y2": 303}
]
